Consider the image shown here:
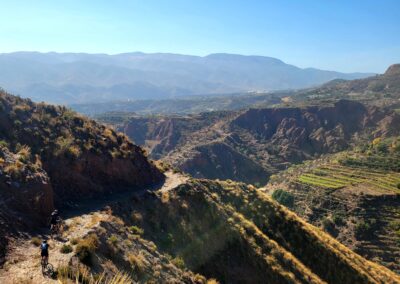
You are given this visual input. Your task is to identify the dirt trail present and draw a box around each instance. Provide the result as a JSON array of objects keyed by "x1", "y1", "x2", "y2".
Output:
[
  {"x1": 0, "y1": 171, "x2": 187, "y2": 284},
  {"x1": 159, "y1": 171, "x2": 189, "y2": 193}
]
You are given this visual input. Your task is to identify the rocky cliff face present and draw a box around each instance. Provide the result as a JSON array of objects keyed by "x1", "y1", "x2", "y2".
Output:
[
  {"x1": 231, "y1": 100, "x2": 397, "y2": 160},
  {"x1": 117, "y1": 100, "x2": 400, "y2": 185}
]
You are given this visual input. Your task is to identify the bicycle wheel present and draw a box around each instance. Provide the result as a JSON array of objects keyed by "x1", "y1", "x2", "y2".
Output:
[{"x1": 46, "y1": 263, "x2": 54, "y2": 274}]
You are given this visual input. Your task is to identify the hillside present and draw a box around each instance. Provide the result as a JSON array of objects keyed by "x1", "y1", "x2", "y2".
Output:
[
  {"x1": 2, "y1": 172, "x2": 399, "y2": 283},
  {"x1": 105, "y1": 100, "x2": 400, "y2": 185},
  {"x1": 292, "y1": 64, "x2": 400, "y2": 109},
  {"x1": 264, "y1": 136, "x2": 400, "y2": 273},
  {"x1": 0, "y1": 89, "x2": 163, "y2": 264},
  {"x1": 0, "y1": 52, "x2": 372, "y2": 104}
]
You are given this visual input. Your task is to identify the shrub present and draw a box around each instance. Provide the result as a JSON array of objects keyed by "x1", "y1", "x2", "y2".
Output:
[
  {"x1": 376, "y1": 142, "x2": 388, "y2": 154},
  {"x1": 31, "y1": 237, "x2": 41, "y2": 246},
  {"x1": 5, "y1": 162, "x2": 23, "y2": 179},
  {"x1": 107, "y1": 234, "x2": 118, "y2": 246},
  {"x1": 355, "y1": 219, "x2": 376, "y2": 237},
  {"x1": 131, "y1": 212, "x2": 143, "y2": 223},
  {"x1": 129, "y1": 226, "x2": 144, "y2": 236},
  {"x1": 322, "y1": 217, "x2": 335, "y2": 233},
  {"x1": 171, "y1": 256, "x2": 185, "y2": 269},
  {"x1": 17, "y1": 145, "x2": 31, "y2": 162},
  {"x1": 0, "y1": 140, "x2": 9, "y2": 148},
  {"x1": 272, "y1": 189, "x2": 294, "y2": 208},
  {"x1": 332, "y1": 213, "x2": 345, "y2": 226},
  {"x1": 128, "y1": 252, "x2": 145, "y2": 273},
  {"x1": 397, "y1": 183, "x2": 400, "y2": 190},
  {"x1": 60, "y1": 244, "x2": 73, "y2": 254},
  {"x1": 66, "y1": 145, "x2": 81, "y2": 159},
  {"x1": 75, "y1": 234, "x2": 99, "y2": 265}
]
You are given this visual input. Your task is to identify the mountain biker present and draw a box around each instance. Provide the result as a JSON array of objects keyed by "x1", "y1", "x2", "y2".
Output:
[
  {"x1": 40, "y1": 240, "x2": 49, "y2": 265},
  {"x1": 50, "y1": 209, "x2": 59, "y2": 231}
]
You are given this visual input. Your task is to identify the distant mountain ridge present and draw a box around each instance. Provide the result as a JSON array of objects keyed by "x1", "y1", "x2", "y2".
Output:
[{"x1": 0, "y1": 51, "x2": 373, "y2": 104}]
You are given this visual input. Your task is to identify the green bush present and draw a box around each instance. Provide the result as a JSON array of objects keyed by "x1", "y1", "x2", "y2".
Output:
[
  {"x1": 0, "y1": 140, "x2": 9, "y2": 148},
  {"x1": 171, "y1": 256, "x2": 186, "y2": 269},
  {"x1": 272, "y1": 189, "x2": 294, "y2": 208},
  {"x1": 332, "y1": 213, "x2": 345, "y2": 226},
  {"x1": 129, "y1": 225, "x2": 144, "y2": 236},
  {"x1": 60, "y1": 244, "x2": 73, "y2": 254},
  {"x1": 322, "y1": 217, "x2": 335, "y2": 234},
  {"x1": 355, "y1": 219, "x2": 376, "y2": 237},
  {"x1": 108, "y1": 234, "x2": 118, "y2": 246}
]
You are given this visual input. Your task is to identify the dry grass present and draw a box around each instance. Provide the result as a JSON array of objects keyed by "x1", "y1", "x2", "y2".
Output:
[
  {"x1": 161, "y1": 191, "x2": 170, "y2": 203},
  {"x1": 127, "y1": 252, "x2": 146, "y2": 273},
  {"x1": 85, "y1": 213, "x2": 104, "y2": 228},
  {"x1": 75, "y1": 234, "x2": 99, "y2": 264},
  {"x1": 57, "y1": 263, "x2": 132, "y2": 283},
  {"x1": 30, "y1": 237, "x2": 41, "y2": 246}
]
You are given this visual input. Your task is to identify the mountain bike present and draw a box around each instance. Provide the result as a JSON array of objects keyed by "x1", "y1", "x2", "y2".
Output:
[
  {"x1": 41, "y1": 256, "x2": 54, "y2": 276},
  {"x1": 50, "y1": 218, "x2": 64, "y2": 239}
]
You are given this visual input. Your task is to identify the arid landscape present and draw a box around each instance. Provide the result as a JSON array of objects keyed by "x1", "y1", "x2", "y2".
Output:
[{"x1": 1, "y1": 1, "x2": 400, "y2": 283}]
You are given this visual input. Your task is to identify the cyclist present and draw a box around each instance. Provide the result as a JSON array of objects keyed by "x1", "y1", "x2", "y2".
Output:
[
  {"x1": 40, "y1": 240, "x2": 49, "y2": 266},
  {"x1": 50, "y1": 209, "x2": 60, "y2": 234}
]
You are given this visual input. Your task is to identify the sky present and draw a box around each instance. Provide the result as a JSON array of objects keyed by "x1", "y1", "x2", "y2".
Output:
[{"x1": 1, "y1": 0, "x2": 399, "y2": 73}]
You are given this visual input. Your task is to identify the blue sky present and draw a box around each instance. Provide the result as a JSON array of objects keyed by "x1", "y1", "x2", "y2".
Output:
[{"x1": 1, "y1": 0, "x2": 399, "y2": 73}]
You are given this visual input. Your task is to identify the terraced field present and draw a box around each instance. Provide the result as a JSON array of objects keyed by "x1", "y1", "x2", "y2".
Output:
[{"x1": 298, "y1": 163, "x2": 400, "y2": 193}]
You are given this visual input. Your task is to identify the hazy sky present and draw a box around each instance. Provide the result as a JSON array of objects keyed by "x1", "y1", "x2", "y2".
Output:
[{"x1": 1, "y1": 0, "x2": 399, "y2": 73}]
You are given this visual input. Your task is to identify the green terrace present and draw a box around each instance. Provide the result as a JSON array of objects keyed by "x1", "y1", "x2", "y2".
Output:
[{"x1": 298, "y1": 164, "x2": 400, "y2": 193}]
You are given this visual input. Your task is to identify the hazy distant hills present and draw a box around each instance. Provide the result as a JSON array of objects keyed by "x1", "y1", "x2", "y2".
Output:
[{"x1": 0, "y1": 52, "x2": 373, "y2": 104}]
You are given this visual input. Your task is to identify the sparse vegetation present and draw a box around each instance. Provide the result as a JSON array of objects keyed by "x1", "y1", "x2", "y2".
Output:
[
  {"x1": 30, "y1": 237, "x2": 41, "y2": 246},
  {"x1": 127, "y1": 252, "x2": 145, "y2": 274},
  {"x1": 171, "y1": 256, "x2": 185, "y2": 269},
  {"x1": 60, "y1": 244, "x2": 73, "y2": 254},
  {"x1": 75, "y1": 235, "x2": 99, "y2": 265},
  {"x1": 107, "y1": 234, "x2": 118, "y2": 246},
  {"x1": 129, "y1": 226, "x2": 144, "y2": 236}
]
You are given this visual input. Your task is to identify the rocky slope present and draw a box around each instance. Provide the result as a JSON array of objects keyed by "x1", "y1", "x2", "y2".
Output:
[
  {"x1": 110, "y1": 100, "x2": 400, "y2": 185},
  {"x1": 264, "y1": 136, "x2": 400, "y2": 273},
  {"x1": 0, "y1": 89, "x2": 164, "y2": 265}
]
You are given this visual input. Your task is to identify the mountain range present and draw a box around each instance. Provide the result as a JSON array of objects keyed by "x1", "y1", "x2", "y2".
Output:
[{"x1": 0, "y1": 52, "x2": 373, "y2": 104}]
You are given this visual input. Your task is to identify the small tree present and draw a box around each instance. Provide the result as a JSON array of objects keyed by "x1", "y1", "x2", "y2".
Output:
[{"x1": 272, "y1": 189, "x2": 294, "y2": 208}]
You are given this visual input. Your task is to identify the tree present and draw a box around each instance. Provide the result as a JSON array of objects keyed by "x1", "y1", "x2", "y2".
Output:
[{"x1": 272, "y1": 189, "x2": 294, "y2": 208}]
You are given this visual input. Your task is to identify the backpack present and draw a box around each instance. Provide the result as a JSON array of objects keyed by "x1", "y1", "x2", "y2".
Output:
[{"x1": 41, "y1": 243, "x2": 49, "y2": 252}]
